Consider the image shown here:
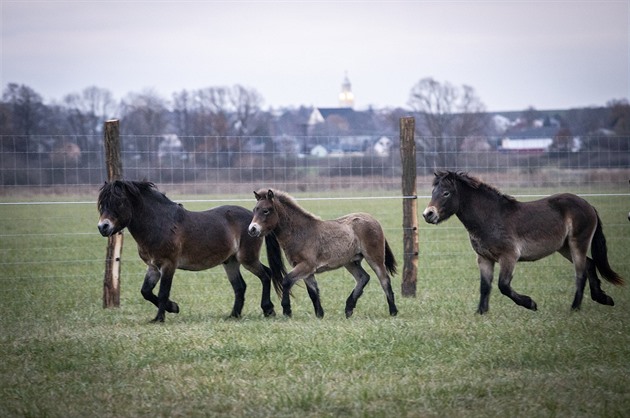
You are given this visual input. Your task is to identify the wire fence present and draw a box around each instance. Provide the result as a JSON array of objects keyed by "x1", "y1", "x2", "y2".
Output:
[{"x1": 1, "y1": 133, "x2": 629, "y2": 294}]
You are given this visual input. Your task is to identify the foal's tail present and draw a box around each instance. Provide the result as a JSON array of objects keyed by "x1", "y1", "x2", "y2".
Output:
[
  {"x1": 591, "y1": 215, "x2": 624, "y2": 286},
  {"x1": 384, "y1": 240, "x2": 397, "y2": 276},
  {"x1": 265, "y1": 232, "x2": 287, "y2": 297}
]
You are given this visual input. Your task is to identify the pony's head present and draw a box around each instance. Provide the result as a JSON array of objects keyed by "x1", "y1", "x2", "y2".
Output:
[
  {"x1": 422, "y1": 171, "x2": 468, "y2": 224},
  {"x1": 248, "y1": 189, "x2": 279, "y2": 237},
  {"x1": 97, "y1": 180, "x2": 144, "y2": 236}
]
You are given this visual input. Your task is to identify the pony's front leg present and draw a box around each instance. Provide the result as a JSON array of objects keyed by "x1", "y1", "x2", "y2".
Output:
[
  {"x1": 304, "y1": 275, "x2": 324, "y2": 318},
  {"x1": 223, "y1": 259, "x2": 247, "y2": 318},
  {"x1": 281, "y1": 263, "x2": 314, "y2": 317},
  {"x1": 153, "y1": 264, "x2": 178, "y2": 323},
  {"x1": 141, "y1": 265, "x2": 180, "y2": 316},
  {"x1": 476, "y1": 256, "x2": 494, "y2": 314},
  {"x1": 497, "y1": 257, "x2": 537, "y2": 311},
  {"x1": 141, "y1": 266, "x2": 160, "y2": 307}
]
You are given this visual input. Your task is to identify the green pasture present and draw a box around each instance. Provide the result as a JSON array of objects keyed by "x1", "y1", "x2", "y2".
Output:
[{"x1": 1, "y1": 191, "x2": 629, "y2": 417}]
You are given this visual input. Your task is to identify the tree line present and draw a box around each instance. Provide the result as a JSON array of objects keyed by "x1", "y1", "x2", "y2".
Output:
[
  {"x1": 1, "y1": 79, "x2": 628, "y2": 187},
  {"x1": 1, "y1": 79, "x2": 628, "y2": 166}
]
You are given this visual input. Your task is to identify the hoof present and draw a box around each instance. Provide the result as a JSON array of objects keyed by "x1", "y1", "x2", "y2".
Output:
[
  {"x1": 345, "y1": 310, "x2": 353, "y2": 319},
  {"x1": 593, "y1": 294, "x2": 615, "y2": 306},
  {"x1": 229, "y1": 311, "x2": 242, "y2": 319},
  {"x1": 167, "y1": 301, "x2": 180, "y2": 313}
]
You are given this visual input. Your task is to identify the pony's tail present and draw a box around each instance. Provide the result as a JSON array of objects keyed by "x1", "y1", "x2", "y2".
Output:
[
  {"x1": 592, "y1": 215, "x2": 624, "y2": 286},
  {"x1": 265, "y1": 233, "x2": 286, "y2": 297},
  {"x1": 384, "y1": 240, "x2": 397, "y2": 276}
]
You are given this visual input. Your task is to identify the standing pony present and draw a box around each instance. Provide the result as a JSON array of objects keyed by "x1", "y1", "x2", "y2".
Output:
[
  {"x1": 247, "y1": 189, "x2": 398, "y2": 318},
  {"x1": 97, "y1": 180, "x2": 285, "y2": 322},
  {"x1": 422, "y1": 171, "x2": 623, "y2": 314}
]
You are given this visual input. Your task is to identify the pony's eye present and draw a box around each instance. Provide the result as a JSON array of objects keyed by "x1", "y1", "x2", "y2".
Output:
[
  {"x1": 263, "y1": 209, "x2": 270, "y2": 216},
  {"x1": 443, "y1": 191, "x2": 451, "y2": 198}
]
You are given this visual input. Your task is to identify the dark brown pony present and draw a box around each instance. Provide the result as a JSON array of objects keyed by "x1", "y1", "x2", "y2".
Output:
[
  {"x1": 247, "y1": 189, "x2": 398, "y2": 318},
  {"x1": 97, "y1": 180, "x2": 285, "y2": 322},
  {"x1": 423, "y1": 171, "x2": 624, "y2": 314}
]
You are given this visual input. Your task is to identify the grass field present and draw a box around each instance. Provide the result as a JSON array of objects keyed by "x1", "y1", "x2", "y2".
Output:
[{"x1": 1, "y1": 190, "x2": 629, "y2": 417}]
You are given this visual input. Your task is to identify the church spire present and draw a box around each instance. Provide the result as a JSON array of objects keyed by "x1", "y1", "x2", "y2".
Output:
[{"x1": 338, "y1": 72, "x2": 354, "y2": 108}]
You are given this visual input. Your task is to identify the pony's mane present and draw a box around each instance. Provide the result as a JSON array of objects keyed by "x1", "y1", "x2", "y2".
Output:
[
  {"x1": 435, "y1": 171, "x2": 516, "y2": 202},
  {"x1": 267, "y1": 189, "x2": 321, "y2": 221},
  {"x1": 98, "y1": 180, "x2": 176, "y2": 210}
]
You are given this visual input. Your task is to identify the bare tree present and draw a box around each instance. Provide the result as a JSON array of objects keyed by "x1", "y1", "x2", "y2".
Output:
[
  {"x1": 230, "y1": 85, "x2": 266, "y2": 135},
  {"x1": 120, "y1": 89, "x2": 168, "y2": 135},
  {"x1": 63, "y1": 86, "x2": 116, "y2": 135},
  {"x1": 1, "y1": 83, "x2": 48, "y2": 137},
  {"x1": 172, "y1": 89, "x2": 193, "y2": 137},
  {"x1": 62, "y1": 86, "x2": 117, "y2": 159},
  {"x1": 120, "y1": 89, "x2": 169, "y2": 162},
  {"x1": 608, "y1": 99, "x2": 630, "y2": 136},
  {"x1": 408, "y1": 77, "x2": 488, "y2": 169}
]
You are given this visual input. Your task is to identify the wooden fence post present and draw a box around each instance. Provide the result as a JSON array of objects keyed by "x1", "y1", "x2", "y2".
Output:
[
  {"x1": 103, "y1": 119, "x2": 123, "y2": 308},
  {"x1": 400, "y1": 117, "x2": 418, "y2": 297}
]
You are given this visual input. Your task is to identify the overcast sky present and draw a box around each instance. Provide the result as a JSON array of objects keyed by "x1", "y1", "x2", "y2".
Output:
[{"x1": 2, "y1": 1, "x2": 628, "y2": 112}]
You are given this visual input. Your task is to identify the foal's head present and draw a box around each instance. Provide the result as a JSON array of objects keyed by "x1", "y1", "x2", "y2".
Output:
[
  {"x1": 248, "y1": 189, "x2": 280, "y2": 238},
  {"x1": 97, "y1": 180, "x2": 144, "y2": 236}
]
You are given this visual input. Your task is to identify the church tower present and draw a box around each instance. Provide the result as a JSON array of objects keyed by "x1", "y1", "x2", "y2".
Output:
[{"x1": 338, "y1": 73, "x2": 354, "y2": 108}]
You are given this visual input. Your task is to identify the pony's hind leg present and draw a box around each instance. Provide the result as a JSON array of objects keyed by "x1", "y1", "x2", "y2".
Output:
[
  {"x1": 243, "y1": 261, "x2": 276, "y2": 317},
  {"x1": 223, "y1": 259, "x2": 247, "y2": 318},
  {"x1": 557, "y1": 246, "x2": 612, "y2": 310},
  {"x1": 343, "y1": 261, "x2": 371, "y2": 318},
  {"x1": 562, "y1": 247, "x2": 588, "y2": 310},
  {"x1": 586, "y1": 258, "x2": 615, "y2": 306},
  {"x1": 365, "y1": 261, "x2": 398, "y2": 317}
]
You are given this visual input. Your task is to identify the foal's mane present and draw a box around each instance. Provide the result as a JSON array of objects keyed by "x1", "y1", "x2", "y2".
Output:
[
  {"x1": 435, "y1": 171, "x2": 516, "y2": 203},
  {"x1": 269, "y1": 189, "x2": 321, "y2": 221}
]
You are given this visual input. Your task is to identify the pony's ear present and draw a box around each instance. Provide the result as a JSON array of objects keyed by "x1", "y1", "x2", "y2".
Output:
[
  {"x1": 254, "y1": 191, "x2": 262, "y2": 201},
  {"x1": 267, "y1": 190, "x2": 275, "y2": 200}
]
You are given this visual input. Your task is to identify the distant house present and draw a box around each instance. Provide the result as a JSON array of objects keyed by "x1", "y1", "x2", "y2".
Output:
[
  {"x1": 310, "y1": 144, "x2": 328, "y2": 157},
  {"x1": 499, "y1": 137, "x2": 553, "y2": 153},
  {"x1": 373, "y1": 136, "x2": 393, "y2": 156},
  {"x1": 158, "y1": 134, "x2": 187, "y2": 161},
  {"x1": 307, "y1": 107, "x2": 375, "y2": 133},
  {"x1": 307, "y1": 107, "x2": 378, "y2": 154},
  {"x1": 500, "y1": 125, "x2": 567, "y2": 154}
]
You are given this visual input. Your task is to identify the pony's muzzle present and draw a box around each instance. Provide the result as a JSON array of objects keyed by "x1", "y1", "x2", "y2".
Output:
[
  {"x1": 98, "y1": 219, "x2": 114, "y2": 237},
  {"x1": 248, "y1": 222, "x2": 262, "y2": 237},
  {"x1": 422, "y1": 206, "x2": 439, "y2": 224}
]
